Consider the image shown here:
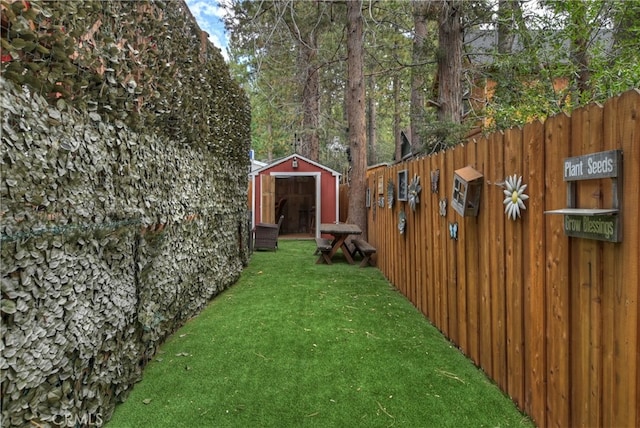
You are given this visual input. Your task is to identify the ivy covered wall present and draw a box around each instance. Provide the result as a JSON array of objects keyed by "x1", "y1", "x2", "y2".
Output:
[{"x1": 1, "y1": 0, "x2": 250, "y2": 426}]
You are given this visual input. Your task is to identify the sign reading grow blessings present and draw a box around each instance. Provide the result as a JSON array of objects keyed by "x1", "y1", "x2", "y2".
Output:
[{"x1": 564, "y1": 214, "x2": 619, "y2": 242}]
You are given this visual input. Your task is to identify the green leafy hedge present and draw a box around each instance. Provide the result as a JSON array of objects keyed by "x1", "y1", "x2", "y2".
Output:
[{"x1": 1, "y1": 0, "x2": 251, "y2": 426}]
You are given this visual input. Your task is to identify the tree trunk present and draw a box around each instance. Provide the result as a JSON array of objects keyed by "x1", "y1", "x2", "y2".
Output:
[
  {"x1": 437, "y1": 0, "x2": 463, "y2": 124},
  {"x1": 569, "y1": 2, "x2": 591, "y2": 100},
  {"x1": 346, "y1": 0, "x2": 367, "y2": 240},
  {"x1": 411, "y1": 0, "x2": 429, "y2": 154},
  {"x1": 497, "y1": 0, "x2": 516, "y2": 54},
  {"x1": 513, "y1": 1, "x2": 532, "y2": 51},
  {"x1": 299, "y1": 35, "x2": 320, "y2": 161},
  {"x1": 367, "y1": 74, "x2": 377, "y2": 166},
  {"x1": 393, "y1": 60, "x2": 402, "y2": 162},
  {"x1": 267, "y1": 122, "x2": 273, "y2": 162}
]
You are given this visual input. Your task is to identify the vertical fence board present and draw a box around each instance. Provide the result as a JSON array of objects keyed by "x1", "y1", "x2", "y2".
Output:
[
  {"x1": 391, "y1": 166, "x2": 396, "y2": 278},
  {"x1": 393, "y1": 164, "x2": 401, "y2": 291},
  {"x1": 376, "y1": 172, "x2": 383, "y2": 276},
  {"x1": 384, "y1": 168, "x2": 390, "y2": 281},
  {"x1": 446, "y1": 150, "x2": 458, "y2": 343},
  {"x1": 411, "y1": 164, "x2": 420, "y2": 312},
  {"x1": 570, "y1": 102, "x2": 605, "y2": 428},
  {"x1": 377, "y1": 171, "x2": 385, "y2": 279},
  {"x1": 568, "y1": 106, "x2": 590, "y2": 427},
  {"x1": 629, "y1": 92, "x2": 639, "y2": 428},
  {"x1": 403, "y1": 163, "x2": 411, "y2": 299},
  {"x1": 405, "y1": 164, "x2": 415, "y2": 305},
  {"x1": 402, "y1": 164, "x2": 411, "y2": 299},
  {"x1": 414, "y1": 161, "x2": 424, "y2": 311},
  {"x1": 465, "y1": 140, "x2": 481, "y2": 365},
  {"x1": 412, "y1": 162, "x2": 421, "y2": 310},
  {"x1": 429, "y1": 156, "x2": 446, "y2": 322},
  {"x1": 394, "y1": 164, "x2": 402, "y2": 294},
  {"x1": 489, "y1": 131, "x2": 507, "y2": 391},
  {"x1": 387, "y1": 167, "x2": 395, "y2": 285},
  {"x1": 544, "y1": 113, "x2": 572, "y2": 428},
  {"x1": 438, "y1": 152, "x2": 450, "y2": 335},
  {"x1": 414, "y1": 163, "x2": 421, "y2": 311},
  {"x1": 477, "y1": 136, "x2": 494, "y2": 375},
  {"x1": 523, "y1": 120, "x2": 546, "y2": 427},
  {"x1": 386, "y1": 166, "x2": 394, "y2": 285},
  {"x1": 418, "y1": 158, "x2": 428, "y2": 316},
  {"x1": 601, "y1": 95, "x2": 618, "y2": 428},
  {"x1": 400, "y1": 163, "x2": 408, "y2": 296},
  {"x1": 455, "y1": 146, "x2": 468, "y2": 354},
  {"x1": 504, "y1": 127, "x2": 525, "y2": 409},
  {"x1": 585, "y1": 103, "x2": 604, "y2": 428},
  {"x1": 613, "y1": 90, "x2": 639, "y2": 428}
]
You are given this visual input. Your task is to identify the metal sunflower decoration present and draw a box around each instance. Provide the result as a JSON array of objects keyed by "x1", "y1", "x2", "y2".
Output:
[
  {"x1": 503, "y1": 174, "x2": 529, "y2": 220},
  {"x1": 387, "y1": 179, "x2": 395, "y2": 209},
  {"x1": 407, "y1": 174, "x2": 422, "y2": 212}
]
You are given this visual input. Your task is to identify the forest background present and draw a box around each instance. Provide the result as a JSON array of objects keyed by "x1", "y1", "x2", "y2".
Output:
[{"x1": 223, "y1": 0, "x2": 639, "y2": 175}]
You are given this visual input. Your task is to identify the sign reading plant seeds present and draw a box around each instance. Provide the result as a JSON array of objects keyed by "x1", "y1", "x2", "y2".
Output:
[{"x1": 563, "y1": 149, "x2": 621, "y2": 180}]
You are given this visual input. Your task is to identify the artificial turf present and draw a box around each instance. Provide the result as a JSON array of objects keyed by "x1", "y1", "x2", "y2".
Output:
[{"x1": 108, "y1": 240, "x2": 533, "y2": 427}]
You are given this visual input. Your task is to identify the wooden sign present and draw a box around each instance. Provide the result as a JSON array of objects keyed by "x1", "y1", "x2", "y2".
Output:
[
  {"x1": 564, "y1": 214, "x2": 620, "y2": 243},
  {"x1": 564, "y1": 149, "x2": 622, "y2": 181},
  {"x1": 546, "y1": 149, "x2": 623, "y2": 243}
]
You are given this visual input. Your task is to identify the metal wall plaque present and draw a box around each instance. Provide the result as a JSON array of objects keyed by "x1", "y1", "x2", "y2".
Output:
[
  {"x1": 564, "y1": 214, "x2": 620, "y2": 243},
  {"x1": 564, "y1": 149, "x2": 622, "y2": 181},
  {"x1": 397, "y1": 170, "x2": 408, "y2": 201}
]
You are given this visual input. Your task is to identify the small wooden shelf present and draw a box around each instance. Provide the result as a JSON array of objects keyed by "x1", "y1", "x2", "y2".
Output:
[
  {"x1": 545, "y1": 149, "x2": 623, "y2": 242},
  {"x1": 544, "y1": 208, "x2": 619, "y2": 216}
]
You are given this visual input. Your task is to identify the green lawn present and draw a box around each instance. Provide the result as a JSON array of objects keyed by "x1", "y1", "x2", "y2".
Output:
[{"x1": 108, "y1": 240, "x2": 532, "y2": 427}]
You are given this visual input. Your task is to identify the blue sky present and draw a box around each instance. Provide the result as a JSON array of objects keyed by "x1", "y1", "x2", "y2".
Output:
[{"x1": 185, "y1": 0, "x2": 230, "y2": 60}]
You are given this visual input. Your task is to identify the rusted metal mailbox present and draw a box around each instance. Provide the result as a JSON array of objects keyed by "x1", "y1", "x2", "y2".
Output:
[{"x1": 451, "y1": 166, "x2": 483, "y2": 217}]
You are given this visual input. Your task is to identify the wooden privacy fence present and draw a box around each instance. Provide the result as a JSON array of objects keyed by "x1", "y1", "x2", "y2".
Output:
[{"x1": 365, "y1": 89, "x2": 639, "y2": 428}]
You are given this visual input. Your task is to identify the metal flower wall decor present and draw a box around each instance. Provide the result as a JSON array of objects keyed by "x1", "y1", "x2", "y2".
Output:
[
  {"x1": 503, "y1": 174, "x2": 529, "y2": 220},
  {"x1": 407, "y1": 174, "x2": 422, "y2": 212}
]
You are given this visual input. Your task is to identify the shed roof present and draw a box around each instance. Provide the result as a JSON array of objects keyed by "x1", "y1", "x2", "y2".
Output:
[{"x1": 251, "y1": 153, "x2": 341, "y2": 177}]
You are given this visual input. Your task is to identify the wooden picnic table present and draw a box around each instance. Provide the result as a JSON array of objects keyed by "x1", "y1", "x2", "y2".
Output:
[{"x1": 319, "y1": 223, "x2": 362, "y2": 264}]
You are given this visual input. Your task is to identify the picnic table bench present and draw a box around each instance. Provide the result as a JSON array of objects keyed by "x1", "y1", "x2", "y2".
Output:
[
  {"x1": 352, "y1": 238, "x2": 376, "y2": 267},
  {"x1": 315, "y1": 238, "x2": 333, "y2": 264}
]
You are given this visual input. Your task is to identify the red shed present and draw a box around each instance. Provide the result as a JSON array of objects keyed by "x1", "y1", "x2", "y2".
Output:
[{"x1": 250, "y1": 154, "x2": 341, "y2": 238}]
